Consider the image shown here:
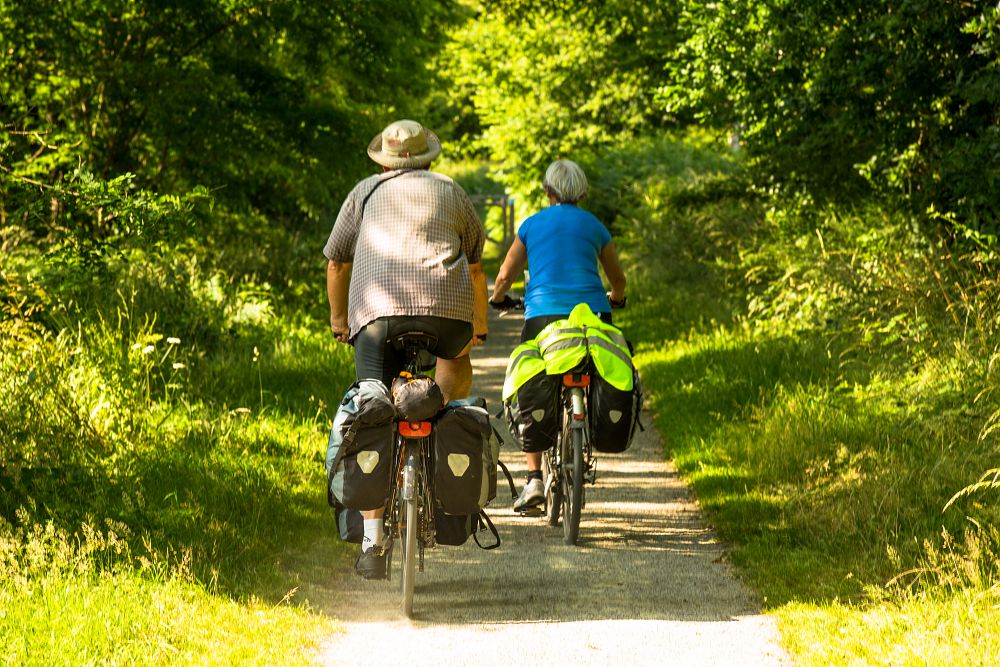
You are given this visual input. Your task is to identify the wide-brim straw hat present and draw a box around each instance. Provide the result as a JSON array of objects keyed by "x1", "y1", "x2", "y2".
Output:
[{"x1": 367, "y1": 120, "x2": 442, "y2": 169}]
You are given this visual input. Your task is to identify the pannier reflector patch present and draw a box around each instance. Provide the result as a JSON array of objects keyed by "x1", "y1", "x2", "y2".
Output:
[
  {"x1": 531, "y1": 409, "x2": 546, "y2": 421},
  {"x1": 609, "y1": 410, "x2": 623, "y2": 424},
  {"x1": 357, "y1": 451, "x2": 380, "y2": 474},
  {"x1": 448, "y1": 453, "x2": 470, "y2": 476}
]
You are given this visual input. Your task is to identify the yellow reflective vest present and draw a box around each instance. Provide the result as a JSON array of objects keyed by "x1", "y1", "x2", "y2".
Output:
[
  {"x1": 501, "y1": 340, "x2": 547, "y2": 401},
  {"x1": 530, "y1": 303, "x2": 635, "y2": 392}
]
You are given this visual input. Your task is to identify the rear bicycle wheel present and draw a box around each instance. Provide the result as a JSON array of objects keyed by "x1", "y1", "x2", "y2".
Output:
[
  {"x1": 400, "y1": 453, "x2": 418, "y2": 617},
  {"x1": 543, "y1": 446, "x2": 561, "y2": 526},
  {"x1": 562, "y1": 426, "x2": 583, "y2": 545}
]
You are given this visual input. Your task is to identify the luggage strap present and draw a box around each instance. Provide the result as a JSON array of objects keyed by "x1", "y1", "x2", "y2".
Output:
[
  {"x1": 497, "y1": 459, "x2": 517, "y2": 500},
  {"x1": 473, "y1": 510, "x2": 501, "y2": 550},
  {"x1": 326, "y1": 422, "x2": 365, "y2": 507}
]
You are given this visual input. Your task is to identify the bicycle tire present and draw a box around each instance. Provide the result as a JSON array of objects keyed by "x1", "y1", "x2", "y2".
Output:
[
  {"x1": 562, "y1": 426, "x2": 583, "y2": 545},
  {"x1": 544, "y1": 446, "x2": 561, "y2": 526},
  {"x1": 400, "y1": 454, "x2": 418, "y2": 617}
]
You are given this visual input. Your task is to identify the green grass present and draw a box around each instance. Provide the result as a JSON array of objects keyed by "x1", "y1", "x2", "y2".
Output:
[
  {"x1": 1, "y1": 242, "x2": 356, "y2": 663},
  {"x1": 1, "y1": 566, "x2": 335, "y2": 666},
  {"x1": 781, "y1": 589, "x2": 1000, "y2": 666},
  {"x1": 609, "y1": 134, "x2": 1000, "y2": 664}
]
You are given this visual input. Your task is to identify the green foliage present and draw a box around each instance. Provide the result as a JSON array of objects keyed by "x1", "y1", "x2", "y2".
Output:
[
  {"x1": 601, "y1": 131, "x2": 1000, "y2": 661},
  {"x1": 0, "y1": 237, "x2": 354, "y2": 660},
  {"x1": 437, "y1": 0, "x2": 679, "y2": 199},
  {"x1": 662, "y1": 0, "x2": 1000, "y2": 233},
  {"x1": 0, "y1": 0, "x2": 461, "y2": 228},
  {"x1": 581, "y1": 132, "x2": 754, "y2": 339},
  {"x1": 4, "y1": 0, "x2": 1000, "y2": 660}
]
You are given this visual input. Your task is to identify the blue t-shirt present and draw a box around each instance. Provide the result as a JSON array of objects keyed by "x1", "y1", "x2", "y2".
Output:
[{"x1": 518, "y1": 204, "x2": 612, "y2": 319}]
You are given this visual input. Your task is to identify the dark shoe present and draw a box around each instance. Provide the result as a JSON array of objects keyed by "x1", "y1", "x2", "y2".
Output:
[{"x1": 355, "y1": 545, "x2": 388, "y2": 580}]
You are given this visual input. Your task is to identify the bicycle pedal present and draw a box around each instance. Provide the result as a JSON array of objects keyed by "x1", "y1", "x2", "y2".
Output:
[{"x1": 518, "y1": 507, "x2": 544, "y2": 517}]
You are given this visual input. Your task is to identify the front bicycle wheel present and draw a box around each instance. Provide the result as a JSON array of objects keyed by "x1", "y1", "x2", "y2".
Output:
[
  {"x1": 400, "y1": 452, "x2": 418, "y2": 617},
  {"x1": 562, "y1": 426, "x2": 584, "y2": 545}
]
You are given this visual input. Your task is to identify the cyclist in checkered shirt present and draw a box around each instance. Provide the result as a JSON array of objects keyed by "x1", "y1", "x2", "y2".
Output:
[{"x1": 324, "y1": 120, "x2": 488, "y2": 579}]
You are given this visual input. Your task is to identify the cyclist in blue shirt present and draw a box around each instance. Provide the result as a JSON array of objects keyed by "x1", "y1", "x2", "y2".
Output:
[{"x1": 490, "y1": 159, "x2": 626, "y2": 511}]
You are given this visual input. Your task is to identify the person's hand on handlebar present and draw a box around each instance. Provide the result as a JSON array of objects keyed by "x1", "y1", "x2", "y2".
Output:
[
  {"x1": 607, "y1": 292, "x2": 627, "y2": 309},
  {"x1": 489, "y1": 294, "x2": 524, "y2": 311},
  {"x1": 330, "y1": 313, "x2": 350, "y2": 344}
]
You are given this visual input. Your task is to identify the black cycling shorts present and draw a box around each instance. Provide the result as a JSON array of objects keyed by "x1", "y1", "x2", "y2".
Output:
[
  {"x1": 521, "y1": 311, "x2": 612, "y2": 343},
  {"x1": 353, "y1": 315, "x2": 473, "y2": 387}
]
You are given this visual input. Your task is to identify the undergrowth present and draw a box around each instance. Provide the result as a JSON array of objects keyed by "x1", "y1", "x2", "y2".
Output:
[
  {"x1": 1, "y1": 229, "x2": 353, "y2": 664},
  {"x1": 608, "y1": 134, "x2": 1000, "y2": 665}
]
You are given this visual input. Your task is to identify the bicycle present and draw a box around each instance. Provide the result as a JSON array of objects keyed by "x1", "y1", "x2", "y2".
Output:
[
  {"x1": 543, "y1": 365, "x2": 596, "y2": 545},
  {"x1": 492, "y1": 293, "x2": 627, "y2": 546},
  {"x1": 379, "y1": 331, "x2": 439, "y2": 618}
]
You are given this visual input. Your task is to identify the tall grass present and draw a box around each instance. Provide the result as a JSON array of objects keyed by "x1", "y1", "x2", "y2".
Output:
[
  {"x1": 608, "y1": 134, "x2": 1000, "y2": 664},
  {"x1": 1, "y1": 231, "x2": 354, "y2": 663}
]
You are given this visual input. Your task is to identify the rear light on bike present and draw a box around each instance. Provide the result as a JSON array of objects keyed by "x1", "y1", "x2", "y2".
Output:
[
  {"x1": 563, "y1": 373, "x2": 590, "y2": 387},
  {"x1": 398, "y1": 421, "x2": 432, "y2": 438}
]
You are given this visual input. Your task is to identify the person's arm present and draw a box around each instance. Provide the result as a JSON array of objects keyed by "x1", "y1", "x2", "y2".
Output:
[
  {"x1": 470, "y1": 261, "x2": 488, "y2": 345},
  {"x1": 599, "y1": 241, "x2": 627, "y2": 303},
  {"x1": 327, "y1": 260, "x2": 352, "y2": 343},
  {"x1": 491, "y1": 237, "x2": 528, "y2": 303}
]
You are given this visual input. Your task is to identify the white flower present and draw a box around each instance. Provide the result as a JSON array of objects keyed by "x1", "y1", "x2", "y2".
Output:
[
  {"x1": 131, "y1": 343, "x2": 142, "y2": 350},
  {"x1": 172, "y1": 363, "x2": 186, "y2": 370},
  {"x1": 142, "y1": 345, "x2": 155, "y2": 355},
  {"x1": 167, "y1": 337, "x2": 181, "y2": 345}
]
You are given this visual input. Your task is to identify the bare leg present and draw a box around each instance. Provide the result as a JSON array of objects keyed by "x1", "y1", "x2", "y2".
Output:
[
  {"x1": 525, "y1": 451, "x2": 542, "y2": 472},
  {"x1": 436, "y1": 354, "x2": 472, "y2": 402}
]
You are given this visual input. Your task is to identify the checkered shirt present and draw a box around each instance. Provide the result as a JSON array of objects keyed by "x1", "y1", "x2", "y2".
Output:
[{"x1": 323, "y1": 169, "x2": 486, "y2": 338}]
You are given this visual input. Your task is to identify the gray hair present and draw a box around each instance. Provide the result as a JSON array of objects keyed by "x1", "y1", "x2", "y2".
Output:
[{"x1": 543, "y1": 159, "x2": 588, "y2": 204}]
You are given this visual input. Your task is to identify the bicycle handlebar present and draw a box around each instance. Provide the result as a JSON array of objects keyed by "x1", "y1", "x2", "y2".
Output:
[
  {"x1": 607, "y1": 292, "x2": 627, "y2": 309},
  {"x1": 489, "y1": 295, "x2": 524, "y2": 313}
]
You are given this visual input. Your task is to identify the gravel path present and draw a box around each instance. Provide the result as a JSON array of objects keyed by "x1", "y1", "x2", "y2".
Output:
[{"x1": 316, "y1": 307, "x2": 791, "y2": 666}]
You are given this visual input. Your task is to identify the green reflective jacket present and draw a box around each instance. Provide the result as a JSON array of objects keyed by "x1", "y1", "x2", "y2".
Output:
[
  {"x1": 501, "y1": 340, "x2": 547, "y2": 400},
  {"x1": 534, "y1": 303, "x2": 634, "y2": 391}
]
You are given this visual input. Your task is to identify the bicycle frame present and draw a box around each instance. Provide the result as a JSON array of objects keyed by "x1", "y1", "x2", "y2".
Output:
[{"x1": 379, "y1": 334, "x2": 438, "y2": 618}]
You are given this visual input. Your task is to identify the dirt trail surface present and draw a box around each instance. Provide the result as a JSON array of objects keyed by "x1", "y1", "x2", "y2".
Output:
[{"x1": 316, "y1": 308, "x2": 791, "y2": 666}]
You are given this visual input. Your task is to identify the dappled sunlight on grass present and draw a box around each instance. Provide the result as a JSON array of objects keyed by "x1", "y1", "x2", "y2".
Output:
[
  {"x1": 0, "y1": 569, "x2": 336, "y2": 666},
  {"x1": 778, "y1": 588, "x2": 1000, "y2": 667}
]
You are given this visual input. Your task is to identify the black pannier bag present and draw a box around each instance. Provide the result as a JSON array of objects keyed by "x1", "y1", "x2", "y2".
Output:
[
  {"x1": 434, "y1": 507, "x2": 501, "y2": 549},
  {"x1": 326, "y1": 379, "x2": 397, "y2": 511},
  {"x1": 502, "y1": 342, "x2": 561, "y2": 453},
  {"x1": 506, "y1": 373, "x2": 561, "y2": 453},
  {"x1": 434, "y1": 507, "x2": 474, "y2": 546},
  {"x1": 433, "y1": 398, "x2": 490, "y2": 515},
  {"x1": 588, "y1": 367, "x2": 643, "y2": 453},
  {"x1": 334, "y1": 502, "x2": 363, "y2": 543}
]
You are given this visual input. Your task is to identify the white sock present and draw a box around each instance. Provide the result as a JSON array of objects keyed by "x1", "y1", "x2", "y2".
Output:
[{"x1": 362, "y1": 519, "x2": 384, "y2": 551}]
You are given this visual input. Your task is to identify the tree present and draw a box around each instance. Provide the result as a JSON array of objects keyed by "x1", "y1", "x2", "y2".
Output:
[
  {"x1": 0, "y1": 0, "x2": 461, "y2": 246},
  {"x1": 436, "y1": 0, "x2": 680, "y2": 201},
  {"x1": 662, "y1": 0, "x2": 1000, "y2": 232}
]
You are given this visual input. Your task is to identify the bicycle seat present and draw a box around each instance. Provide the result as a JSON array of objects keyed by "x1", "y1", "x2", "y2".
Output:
[{"x1": 388, "y1": 331, "x2": 438, "y2": 352}]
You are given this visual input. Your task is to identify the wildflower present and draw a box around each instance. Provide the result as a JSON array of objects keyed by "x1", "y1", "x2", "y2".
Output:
[
  {"x1": 172, "y1": 362, "x2": 186, "y2": 370},
  {"x1": 131, "y1": 343, "x2": 142, "y2": 350},
  {"x1": 142, "y1": 345, "x2": 155, "y2": 355},
  {"x1": 167, "y1": 337, "x2": 181, "y2": 345}
]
